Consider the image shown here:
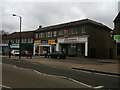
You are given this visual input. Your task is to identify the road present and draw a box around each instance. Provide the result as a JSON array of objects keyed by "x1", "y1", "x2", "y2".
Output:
[
  {"x1": 2, "y1": 63, "x2": 86, "y2": 88},
  {"x1": 2, "y1": 58, "x2": 119, "y2": 89}
]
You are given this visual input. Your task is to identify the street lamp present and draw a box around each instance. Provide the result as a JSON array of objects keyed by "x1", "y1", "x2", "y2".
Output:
[{"x1": 12, "y1": 14, "x2": 22, "y2": 59}]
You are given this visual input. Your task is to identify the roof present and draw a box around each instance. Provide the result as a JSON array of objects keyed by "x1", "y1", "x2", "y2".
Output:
[
  {"x1": 35, "y1": 18, "x2": 111, "y2": 32},
  {"x1": 2, "y1": 31, "x2": 34, "y2": 40},
  {"x1": 114, "y1": 12, "x2": 120, "y2": 23}
]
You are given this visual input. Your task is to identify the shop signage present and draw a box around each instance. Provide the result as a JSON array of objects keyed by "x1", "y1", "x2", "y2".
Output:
[
  {"x1": 64, "y1": 38, "x2": 78, "y2": 42},
  {"x1": 64, "y1": 29, "x2": 69, "y2": 37},
  {"x1": 41, "y1": 40, "x2": 48, "y2": 44},
  {"x1": 114, "y1": 35, "x2": 120, "y2": 42},
  {"x1": 34, "y1": 40, "x2": 41, "y2": 44},
  {"x1": 10, "y1": 44, "x2": 19, "y2": 48},
  {"x1": 114, "y1": 35, "x2": 120, "y2": 40},
  {"x1": 48, "y1": 40, "x2": 56, "y2": 44}
]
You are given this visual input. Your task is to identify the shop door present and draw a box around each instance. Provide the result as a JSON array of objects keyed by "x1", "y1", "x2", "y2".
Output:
[
  {"x1": 68, "y1": 44, "x2": 77, "y2": 56},
  {"x1": 77, "y1": 43, "x2": 85, "y2": 57}
]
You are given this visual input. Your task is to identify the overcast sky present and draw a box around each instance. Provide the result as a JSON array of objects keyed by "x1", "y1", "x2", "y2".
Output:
[{"x1": 0, "y1": 0, "x2": 120, "y2": 33}]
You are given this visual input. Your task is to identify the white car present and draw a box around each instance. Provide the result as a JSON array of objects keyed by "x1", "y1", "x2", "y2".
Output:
[{"x1": 11, "y1": 50, "x2": 19, "y2": 56}]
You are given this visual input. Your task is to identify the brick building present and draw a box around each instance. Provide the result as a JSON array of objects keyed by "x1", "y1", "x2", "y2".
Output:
[
  {"x1": 113, "y1": 12, "x2": 120, "y2": 59},
  {"x1": 2, "y1": 31, "x2": 34, "y2": 55},
  {"x1": 34, "y1": 19, "x2": 112, "y2": 59}
]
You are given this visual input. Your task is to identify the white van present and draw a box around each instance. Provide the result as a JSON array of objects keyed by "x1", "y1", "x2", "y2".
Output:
[{"x1": 11, "y1": 50, "x2": 19, "y2": 56}]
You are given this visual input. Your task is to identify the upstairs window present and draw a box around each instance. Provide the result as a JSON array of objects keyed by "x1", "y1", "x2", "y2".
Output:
[
  {"x1": 35, "y1": 33, "x2": 39, "y2": 38},
  {"x1": 28, "y1": 38, "x2": 31, "y2": 43},
  {"x1": 58, "y1": 30, "x2": 64, "y2": 35},
  {"x1": 81, "y1": 26, "x2": 86, "y2": 33},
  {"x1": 69, "y1": 27, "x2": 78, "y2": 34},
  {"x1": 53, "y1": 31, "x2": 57, "y2": 37},
  {"x1": 30, "y1": 38, "x2": 33, "y2": 43}
]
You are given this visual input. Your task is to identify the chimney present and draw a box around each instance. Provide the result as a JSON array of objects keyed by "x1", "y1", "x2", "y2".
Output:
[{"x1": 39, "y1": 25, "x2": 42, "y2": 28}]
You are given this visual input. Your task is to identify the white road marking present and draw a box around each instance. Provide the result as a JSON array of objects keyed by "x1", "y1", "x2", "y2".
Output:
[
  {"x1": 33, "y1": 70, "x2": 104, "y2": 89},
  {"x1": 74, "y1": 69, "x2": 91, "y2": 74},
  {"x1": 13, "y1": 65, "x2": 17, "y2": 68},
  {"x1": 7, "y1": 64, "x2": 105, "y2": 89},
  {"x1": 0, "y1": 85, "x2": 12, "y2": 89},
  {"x1": 34, "y1": 70, "x2": 42, "y2": 75},
  {"x1": 68, "y1": 78, "x2": 92, "y2": 88},
  {"x1": 93, "y1": 86, "x2": 104, "y2": 89}
]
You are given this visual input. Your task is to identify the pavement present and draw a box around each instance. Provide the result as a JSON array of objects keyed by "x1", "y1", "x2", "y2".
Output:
[{"x1": 2, "y1": 55, "x2": 120, "y2": 76}]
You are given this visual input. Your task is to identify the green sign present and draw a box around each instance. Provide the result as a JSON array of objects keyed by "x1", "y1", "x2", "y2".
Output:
[
  {"x1": 64, "y1": 34, "x2": 69, "y2": 37},
  {"x1": 10, "y1": 44, "x2": 19, "y2": 48},
  {"x1": 114, "y1": 35, "x2": 120, "y2": 40}
]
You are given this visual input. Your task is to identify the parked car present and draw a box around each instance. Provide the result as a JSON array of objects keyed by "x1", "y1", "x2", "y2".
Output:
[
  {"x1": 50, "y1": 51, "x2": 66, "y2": 59},
  {"x1": 11, "y1": 50, "x2": 19, "y2": 56},
  {"x1": 21, "y1": 50, "x2": 32, "y2": 58}
]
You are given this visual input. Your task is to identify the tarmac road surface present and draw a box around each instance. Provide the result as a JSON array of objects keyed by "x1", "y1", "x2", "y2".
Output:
[
  {"x1": 2, "y1": 63, "x2": 87, "y2": 88},
  {"x1": 2, "y1": 58, "x2": 119, "y2": 89}
]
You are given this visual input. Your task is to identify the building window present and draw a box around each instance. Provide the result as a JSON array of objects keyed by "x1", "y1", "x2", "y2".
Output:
[
  {"x1": 46, "y1": 32, "x2": 48, "y2": 37},
  {"x1": 40, "y1": 32, "x2": 45, "y2": 38},
  {"x1": 24, "y1": 38, "x2": 26, "y2": 43},
  {"x1": 69, "y1": 27, "x2": 78, "y2": 34},
  {"x1": 39, "y1": 33, "x2": 41, "y2": 38},
  {"x1": 53, "y1": 31, "x2": 57, "y2": 37},
  {"x1": 35, "y1": 33, "x2": 39, "y2": 38},
  {"x1": 47, "y1": 32, "x2": 52, "y2": 37},
  {"x1": 59, "y1": 30, "x2": 63, "y2": 35},
  {"x1": 15, "y1": 39, "x2": 18, "y2": 43},
  {"x1": 30, "y1": 38, "x2": 33, "y2": 43},
  {"x1": 81, "y1": 26, "x2": 86, "y2": 33},
  {"x1": 48, "y1": 32, "x2": 50, "y2": 37},
  {"x1": 28, "y1": 38, "x2": 31, "y2": 43},
  {"x1": 22, "y1": 39, "x2": 24, "y2": 43}
]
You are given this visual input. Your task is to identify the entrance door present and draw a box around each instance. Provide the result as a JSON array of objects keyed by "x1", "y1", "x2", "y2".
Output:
[
  {"x1": 68, "y1": 44, "x2": 77, "y2": 56},
  {"x1": 77, "y1": 43, "x2": 85, "y2": 57}
]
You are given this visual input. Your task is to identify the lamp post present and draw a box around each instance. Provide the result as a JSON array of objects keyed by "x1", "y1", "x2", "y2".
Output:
[{"x1": 13, "y1": 14, "x2": 22, "y2": 59}]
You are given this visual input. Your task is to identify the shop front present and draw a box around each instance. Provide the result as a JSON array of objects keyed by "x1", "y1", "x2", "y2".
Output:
[
  {"x1": 33, "y1": 39, "x2": 57, "y2": 55},
  {"x1": 57, "y1": 36, "x2": 89, "y2": 57}
]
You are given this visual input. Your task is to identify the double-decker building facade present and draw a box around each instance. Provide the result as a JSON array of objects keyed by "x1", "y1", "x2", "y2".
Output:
[{"x1": 34, "y1": 19, "x2": 112, "y2": 59}]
